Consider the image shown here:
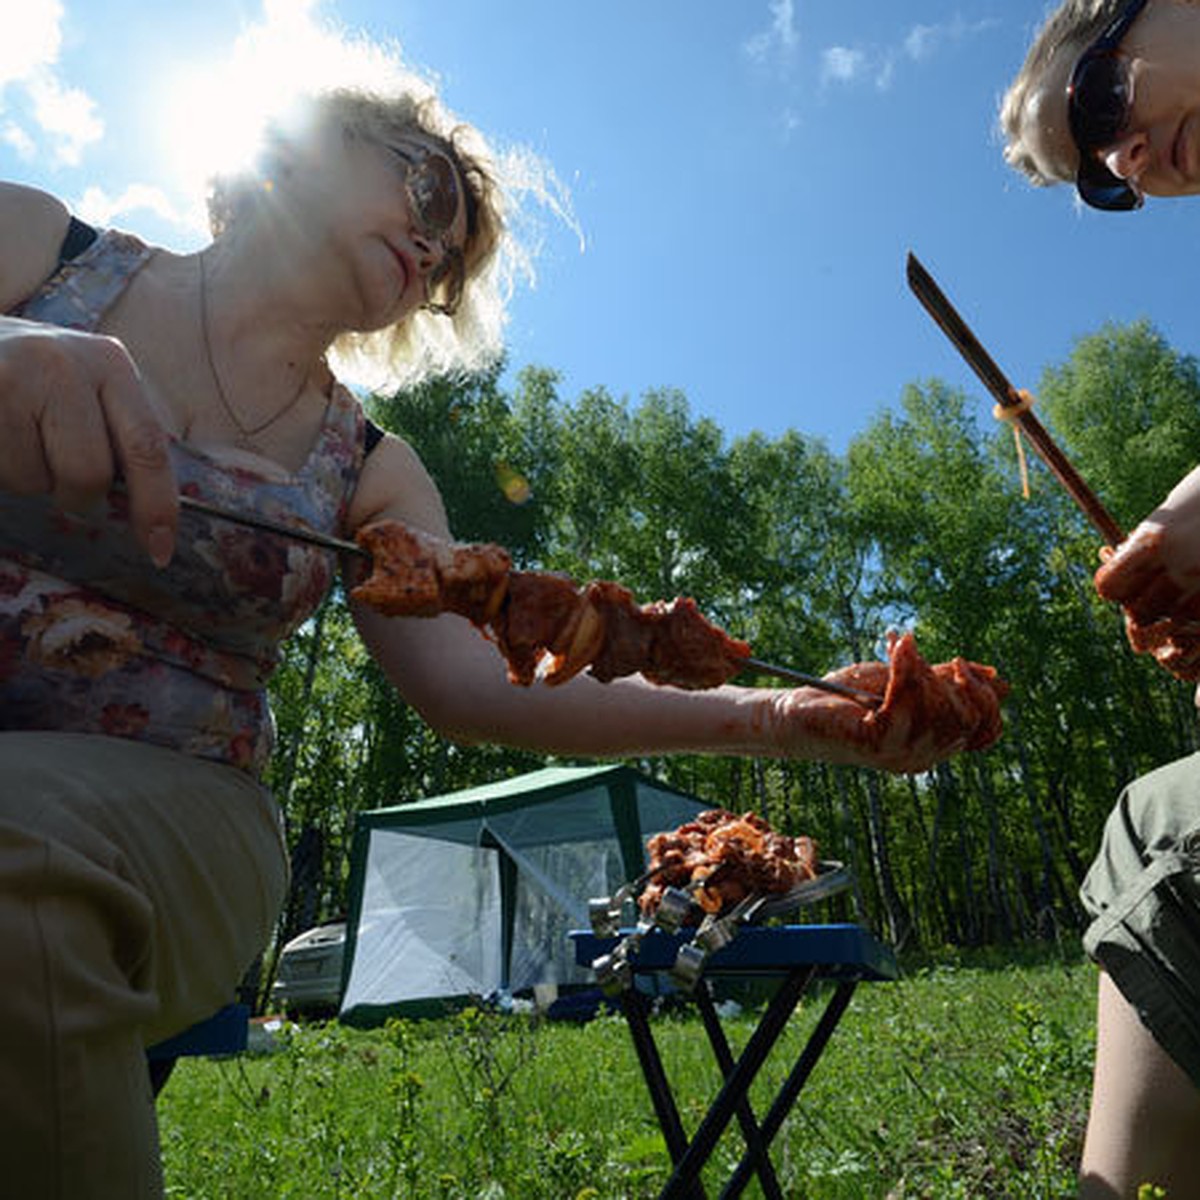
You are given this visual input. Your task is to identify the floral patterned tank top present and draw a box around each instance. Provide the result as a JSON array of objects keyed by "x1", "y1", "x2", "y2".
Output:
[{"x1": 0, "y1": 229, "x2": 366, "y2": 776}]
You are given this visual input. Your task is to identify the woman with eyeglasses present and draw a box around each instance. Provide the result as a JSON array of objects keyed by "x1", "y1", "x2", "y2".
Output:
[
  {"x1": 1005, "y1": 3, "x2": 1200, "y2": 1196},
  {"x1": 0, "y1": 71, "x2": 1010, "y2": 1197}
]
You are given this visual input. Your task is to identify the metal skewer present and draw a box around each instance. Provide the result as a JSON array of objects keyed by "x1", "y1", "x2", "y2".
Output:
[
  {"x1": 906, "y1": 251, "x2": 1125, "y2": 548},
  {"x1": 742, "y1": 656, "x2": 881, "y2": 708},
  {"x1": 178, "y1": 494, "x2": 367, "y2": 556}
]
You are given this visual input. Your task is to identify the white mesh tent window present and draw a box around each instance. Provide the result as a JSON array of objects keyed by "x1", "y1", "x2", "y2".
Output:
[{"x1": 339, "y1": 764, "x2": 708, "y2": 1024}]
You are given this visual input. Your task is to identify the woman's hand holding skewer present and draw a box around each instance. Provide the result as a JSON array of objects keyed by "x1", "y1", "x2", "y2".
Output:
[{"x1": 0, "y1": 316, "x2": 177, "y2": 564}]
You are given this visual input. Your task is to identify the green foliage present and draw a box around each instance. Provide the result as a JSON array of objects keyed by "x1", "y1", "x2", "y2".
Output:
[
  {"x1": 367, "y1": 358, "x2": 541, "y2": 553},
  {"x1": 1038, "y1": 321, "x2": 1200, "y2": 531},
  {"x1": 845, "y1": 379, "x2": 1033, "y2": 657},
  {"x1": 158, "y1": 949, "x2": 1097, "y2": 1197},
  {"x1": 263, "y1": 317, "x2": 1200, "y2": 955},
  {"x1": 726, "y1": 429, "x2": 848, "y2": 669}
]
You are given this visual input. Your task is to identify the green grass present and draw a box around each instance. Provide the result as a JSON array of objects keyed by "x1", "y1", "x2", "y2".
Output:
[{"x1": 158, "y1": 945, "x2": 1097, "y2": 1199}]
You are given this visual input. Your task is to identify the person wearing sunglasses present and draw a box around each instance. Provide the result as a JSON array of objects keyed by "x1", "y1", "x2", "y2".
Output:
[
  {"x1": 1001, "y1": 0, "x2": 1200, "y2": 211},
  {"x1": 0, "y1": 66, "x2": 1012, "y2": 1198},
  {"x1": 1004, "y1": 4, "x2": 1200, "y2": 1197}
]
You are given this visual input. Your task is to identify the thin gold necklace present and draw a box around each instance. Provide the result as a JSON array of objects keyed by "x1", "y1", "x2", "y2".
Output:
[{"x1": 198, "y1": 252, "x2": 311, "y2": 450}]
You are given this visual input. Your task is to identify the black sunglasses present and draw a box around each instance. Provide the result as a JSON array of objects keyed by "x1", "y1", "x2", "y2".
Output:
[{"x1": 1067, "y1": 0, "x2": 1149, "y2": 211}]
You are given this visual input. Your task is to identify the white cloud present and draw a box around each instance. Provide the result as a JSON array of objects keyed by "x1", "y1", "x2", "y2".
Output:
[
  {"x1": 0, "y1": 0, "x2": 62, "y2": 86},
  {"x1": 821, "y1": 43, "x2": 894, "y2": 92},
  {"x1": 904, "y1": 24, "x2": 939, "y2": 62},
  {"x1": 1, "y1": 121, "x2": 36, "y2": 159},
  {"x1": 744, "y1": 0, "x2": 799, "y2": 67},
  {"x1": 75, "y1": 182, "x2": 200, "y2": 230},
  {"x1": 903, "y1": 16, "x2": 997, "y2": 63},
  {"x1": 820, "y1": 15, "x2": 997, "y2": 94},
  {"x1": 0, "y1": 0, "x2": 104, "y2": 164},
  {"x1": 820, "y1": 46, "x2": 866, "y2": 86},
  {"x1": 25, "y1": 73, "x2": 102, "y2": 165}
]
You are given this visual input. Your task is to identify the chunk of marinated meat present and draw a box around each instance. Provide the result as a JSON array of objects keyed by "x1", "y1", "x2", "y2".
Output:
[
  {"x1": 795, "y1": 631, "x2": 1008, "y2": 768},
  {"x1": 1094, "y1": 525, "x2": 1200, "y2": 680},
  {"x1": 491, "y1": 571, "x2": 582, "y2": 686},
  {"x1": 352, "y1": 520, "x2": 510, "y2": 622},
  {"x1": 640, "y1": 597, "x2": 752, "y2": 689}
]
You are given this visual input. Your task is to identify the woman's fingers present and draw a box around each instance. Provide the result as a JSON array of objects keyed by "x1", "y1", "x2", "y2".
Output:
[
  {"x1": 96, "y1": 347, "x2": 177, "y2": 565},
  {"x1": 38, "y1": 383, "x2": 117, "y2": 514},
  {"x1": 1093, "y1": 524, "x2": 1166, "y2": 605},
  {"x1": 0, "y1": 321, "x2": 177, "y2": 564}
]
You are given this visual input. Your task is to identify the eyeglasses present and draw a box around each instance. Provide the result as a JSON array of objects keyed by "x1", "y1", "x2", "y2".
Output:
[
  {"x1": 1066, "y1": 0, "x2": 1149, "y2": 211},
  {"x1": 386, "y1": 140, "x2": 467, "y2": 315}
]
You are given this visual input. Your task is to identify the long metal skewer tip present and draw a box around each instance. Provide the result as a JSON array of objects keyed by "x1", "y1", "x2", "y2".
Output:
[
  {"x1": 178, "y1": 494, "x2": 366, "y2": 556},
  {"x1": 743, "y1": 657, "x2": 881, "y2": 708},
  {"x1": 906, "y1": 251, "x2": 1125, "y2": 548}
]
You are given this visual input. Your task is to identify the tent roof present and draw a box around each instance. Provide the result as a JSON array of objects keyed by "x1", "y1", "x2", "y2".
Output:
[{"x1": 357, "y1": 763, "x2": 700, "y2": 829}]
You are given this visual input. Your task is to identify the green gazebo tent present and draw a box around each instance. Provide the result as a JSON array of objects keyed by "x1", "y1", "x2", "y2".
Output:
[{"x1": 338, "y1": 764, "x2": 707, "y2": 1024}]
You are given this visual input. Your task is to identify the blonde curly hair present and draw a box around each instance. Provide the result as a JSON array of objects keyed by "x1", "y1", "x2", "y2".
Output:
[
  {"x1": 999, "y1": 0, "x2": 1127, "y2": 187},
  {"x1": 206, "y1": 85, "x2": 514, "y2": 391}
]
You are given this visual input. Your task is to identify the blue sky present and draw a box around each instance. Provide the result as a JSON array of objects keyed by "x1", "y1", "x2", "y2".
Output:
[{"x1": 4, "y1": 0, "x2": 1197, "y2": 456}]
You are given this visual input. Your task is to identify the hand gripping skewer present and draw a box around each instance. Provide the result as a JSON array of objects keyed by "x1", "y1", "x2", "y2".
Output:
[{"x1": 906, "y1": 252, "x2": 1125, "y2": 549}]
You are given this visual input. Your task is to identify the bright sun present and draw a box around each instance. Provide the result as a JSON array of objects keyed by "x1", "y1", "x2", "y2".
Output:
[
  {"x1": 157, "y1": 2, "x2": 410, "y2": 200},
  {"x1": 160, "y1": 63, "x2": 279, "y2": 197}
]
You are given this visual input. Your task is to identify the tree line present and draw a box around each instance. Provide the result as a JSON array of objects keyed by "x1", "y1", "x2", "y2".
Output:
[{"x1": 264, "y1": 318, "x2": 1200, "y2": 954}]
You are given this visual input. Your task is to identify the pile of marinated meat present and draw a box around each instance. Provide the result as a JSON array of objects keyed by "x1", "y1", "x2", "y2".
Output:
[{"x1": 637, "y1": 808, "x2": 819, "y2": 919}]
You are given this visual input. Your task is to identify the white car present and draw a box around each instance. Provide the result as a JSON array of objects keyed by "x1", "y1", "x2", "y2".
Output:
[{"x1": 270, "y1": 921, "x2": 346, "y2": 1019}]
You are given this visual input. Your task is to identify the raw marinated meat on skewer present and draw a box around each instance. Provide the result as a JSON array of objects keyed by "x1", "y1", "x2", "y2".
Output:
[
  {"x1": 1093, "y1": 525, "x2": 1200, "y2": 680},
  {"x1": 351, "y1": 519, "x2": 751, "y2": 690},
  {"x1": 352, "y1": 520, "x2": 511, "y2": 622}
]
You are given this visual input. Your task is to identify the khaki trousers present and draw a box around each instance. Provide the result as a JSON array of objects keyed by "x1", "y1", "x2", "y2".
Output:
[{"x1": 0, "y1": 732, "x2": 288, "y2": 1200}]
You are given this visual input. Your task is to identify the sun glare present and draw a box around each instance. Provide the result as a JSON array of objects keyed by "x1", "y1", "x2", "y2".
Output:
[
  {"x1": 160, "y1": 64, "x2": 275, "y2": 196},
  {"x1": 156, "y1": 1, "x2": 412, "y2": 201}
]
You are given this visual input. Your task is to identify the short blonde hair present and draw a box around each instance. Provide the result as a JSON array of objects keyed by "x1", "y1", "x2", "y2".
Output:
[
  {"x1": 1000, "y1": 0, "x2": 1126, "y2": 186},
  {"x1": 207, "y1": 85, "x2": 513, "y2": 390}
]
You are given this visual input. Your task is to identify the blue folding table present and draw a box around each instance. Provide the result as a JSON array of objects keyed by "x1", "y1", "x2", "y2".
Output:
[{"x1": 570, "y1": 923, "x2": 897, "y2": 1200}]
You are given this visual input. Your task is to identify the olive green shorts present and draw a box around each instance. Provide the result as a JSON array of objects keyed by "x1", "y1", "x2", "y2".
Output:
[
  {"x1": 1081, "y1": 750, "x2": 1200, "y2": 1087},
  {"x1": 0, "y1": 731, "x2": 289, "y2": 1199}
]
